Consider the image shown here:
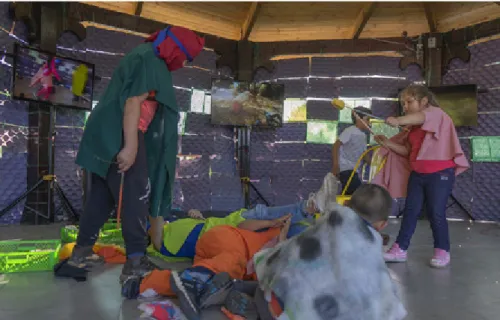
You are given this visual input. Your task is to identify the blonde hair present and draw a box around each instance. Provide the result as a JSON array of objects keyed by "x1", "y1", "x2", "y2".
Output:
[{"x1": 400, "y1": 84, "x2": 440, "y2": 108}]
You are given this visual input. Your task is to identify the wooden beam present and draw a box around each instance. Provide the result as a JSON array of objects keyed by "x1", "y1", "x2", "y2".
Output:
[
  {"x1": 350, "y1": 2, "x2": 377, "y2": 39},
  {"x1": 423, "y1": 3, "x2": 436, "y2": 33},
  {"x1": 241, "y1": 2, "x2": 260, "y2": 40},
  {"x1": 134, "y1": 2, "x2": 143, "y2": 16}
]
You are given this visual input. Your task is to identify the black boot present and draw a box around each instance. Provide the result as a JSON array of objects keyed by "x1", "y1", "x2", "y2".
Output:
[
  {"x1": 68, "y1": 245, "x2": 104, "y2": 269},
  {"x1": 198, "y1": 272, "x2": 234, "y2": 308},
  {"x1": 224, "y1": 290, "x2": 258, "y2": 320},
  {"x1": 170, "y1": 270, "x2": 204, "y2": 320},
  {"x1": 121, "y1": 275, "x2": 143, "y2": 299},
  {"x1": 120, "y1": 256, "x2": 159, "y2": 283}
]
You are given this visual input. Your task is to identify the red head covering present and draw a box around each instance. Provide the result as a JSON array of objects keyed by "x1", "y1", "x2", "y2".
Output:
[{"x1": 145, "y1": 26, "x2": 205, "y2": 71}]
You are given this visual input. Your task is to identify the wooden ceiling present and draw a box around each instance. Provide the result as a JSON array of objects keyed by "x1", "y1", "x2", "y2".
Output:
[{"x1": 82, "y1": 2, "x2": 500, "y2": 42}]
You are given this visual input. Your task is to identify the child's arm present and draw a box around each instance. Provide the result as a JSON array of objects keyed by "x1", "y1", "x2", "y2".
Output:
[
  {"x1": 238, "y1": 214, "x2": 291, "y2": 231},
  {"x1": 331, "y1": 140, "x2": 342, "y2": 176},
  {"x1": 117, "y1": 93, "x2": 149, "y2": 172},
  {"x1": 237, "y1": 219, "x2": 273, "y2": 231},
  {"x1": 374, "y1": 135, "x2": 410, "y2": 157},
  {"x1": 148, "y1": 216, "x2": 165, "y2": 251},
  {"x1": 386, "y1": 112, "x2": 425, "y2": 127}
]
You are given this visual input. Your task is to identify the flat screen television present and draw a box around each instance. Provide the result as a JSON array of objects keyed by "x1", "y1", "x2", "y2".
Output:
[
  {"x1": 12, "y1": 44, "x2": 95, "y2": 111},
  {"x1": 211, "y1": 79, "x2": 284, "y2": 127},
  {"x1": 429, "y1": 84, "x2": 478, "y2": 127}
]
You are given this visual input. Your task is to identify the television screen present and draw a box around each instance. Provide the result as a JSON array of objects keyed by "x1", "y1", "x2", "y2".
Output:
[
  {"x1": 211, "y1": 79, "x2": 284, "y2": 127},
  {"x1": 429, "y1": 85, "x2": 478, "y2": 127},
  {"x1": 12, "y1": 44, "x2": 95, "y2": 111}
]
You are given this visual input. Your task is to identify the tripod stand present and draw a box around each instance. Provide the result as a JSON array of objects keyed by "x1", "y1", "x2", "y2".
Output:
[
  {"x1": 0, "y1": 104, "x2": 78, "y2": 224},
  {"x1": 237, "y1": 127, "x2": 269, "y2": 208},
  {"x1": 0, "y1": 174, "x2": 78, "y2": 224}
]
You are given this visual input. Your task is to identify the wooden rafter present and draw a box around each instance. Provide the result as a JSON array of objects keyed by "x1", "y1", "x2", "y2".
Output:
[
  {"x1": 423, "y1": 3, "x2": 436, "y2": 33},
  {"x1": 350, "y1": 2, "x2": 377, "y2": 39},
  {"x1": 241, "y1": 2, "x2": 260, "y2": 40},
  {"x1": 134, "y1": 1, "x2": 143, "y2": 16}
]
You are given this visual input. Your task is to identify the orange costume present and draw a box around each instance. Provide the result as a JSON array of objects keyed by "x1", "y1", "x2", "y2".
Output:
[{"x1": 139, "y1": 225, "x2": 281, "y2": 296}]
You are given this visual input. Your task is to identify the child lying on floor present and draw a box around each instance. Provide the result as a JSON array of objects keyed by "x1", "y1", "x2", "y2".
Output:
[
  {"x1": 147, "y1": 172, "x2": 340, "y2": 259},
  {"x1": 148, "y1": 199, "x2": 322, "y2": 259},
  {"x1": 122, "y1": 184, "x2": 399, "y2": 320},
  {"x1": 122, "y1": 217, "x2": 292, "y2": 318},
  {"x1": 252, "y1": 183, "x2": 407, "y2": 320}
]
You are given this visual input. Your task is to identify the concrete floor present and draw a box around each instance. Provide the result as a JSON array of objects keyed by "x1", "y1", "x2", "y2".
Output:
[{"x1": 1, "y1": 220, "x2": 500, "y2": 320}]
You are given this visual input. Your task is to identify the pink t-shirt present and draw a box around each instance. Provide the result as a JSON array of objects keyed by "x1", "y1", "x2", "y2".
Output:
[{"x1": 138, "y1": 100, "x2": 158, "y2": 133}]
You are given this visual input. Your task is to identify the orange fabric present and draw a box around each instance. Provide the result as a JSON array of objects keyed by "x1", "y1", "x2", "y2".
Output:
[
  {"x1": 138, "y1": 100, "x2": 159, "y2": 132},
  {"x1": 139, "y1": 225, "x2": 280, "y2": 295},
  {"x1": 58, "y1": 243, "x2": 126, "y2": 264},
  {"x1": 221, "y1": 307, "x2": 245, "y2": 319},
  {"x1": 96, "y1": 246, "x2": 126, "y2": 264},
  {"x1": 194, "y1": 226, "x2": 280, "y2": 280},
  {"x1": 269, "y1": 292, "x2": 284, "y2": 318},
  {"x1": 140, "y1": 269, "x2": 175, "y2": 296}
]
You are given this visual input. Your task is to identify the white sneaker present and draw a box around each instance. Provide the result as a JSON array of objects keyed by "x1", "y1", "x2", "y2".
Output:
[
  {"x1": 306, "y1": 193, "x2": 318, "y2": 214},
  {"x1": 313, "y1": 173, "x2": 340, "y2": 214}
]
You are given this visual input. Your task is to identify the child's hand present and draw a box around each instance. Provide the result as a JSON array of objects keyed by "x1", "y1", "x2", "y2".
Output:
[
  {"x1": 374, "y1": 135, "x2": 388, "y2": 144},
  {"x1": 188, "y1": 209, "x2": 205, "y2": 220},
  {"x1": 385, "y1": 117, "x2": 400, "y2": 127},
  {"x1": 116, "y1": 145, "x2": 138, "y2": 173},
  {"x1": 271, "y1": 214, "x2": 292, "y2": 228},
  {"x1": 332, "y1": 165, "x2": 340, "y2": 178},
  {"x1": 279, "y1": 217, "x2": 292, "y2": 242}
]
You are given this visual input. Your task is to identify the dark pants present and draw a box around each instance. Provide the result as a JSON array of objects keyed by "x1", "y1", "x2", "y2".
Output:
[
  {"x1": 255, "y1": 288, "x2": 274, "y2": 320},
  {"x1": 338, "y1": 170, "x2": 362, "y2": 195},
  {"x1": 76, "y1": 132, "x2": 150, "y2": 256},
  {"x1": 396, "y1": 167, "x2": 455, "y2": 252}
]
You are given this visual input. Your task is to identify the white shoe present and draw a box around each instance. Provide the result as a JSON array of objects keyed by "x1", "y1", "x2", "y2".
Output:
[
  {"x1": 306, "y1": 193, "x2": 318, "y2": 214},
  {"x1": 314, "y1": 173, "x2": 341, "y2": 214}
]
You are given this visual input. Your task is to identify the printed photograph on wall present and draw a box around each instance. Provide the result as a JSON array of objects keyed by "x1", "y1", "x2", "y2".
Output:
[
  {"x1": 306, "y1": 120, "x2": 338, "y2": 144},
  {"x1": 283, "y1": 99, "x2": 307, "y2": 122},
  {"x1": 338, "y1": 98, "x2": 371, "y2": 123},
  {"x1": 211, "y1": 79, "x2": 284, "y2": 127}
]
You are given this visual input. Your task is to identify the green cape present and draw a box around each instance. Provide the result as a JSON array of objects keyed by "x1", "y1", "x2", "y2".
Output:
[{"x1": 76, "y1": 43, "x2": 178, "y2": 218}]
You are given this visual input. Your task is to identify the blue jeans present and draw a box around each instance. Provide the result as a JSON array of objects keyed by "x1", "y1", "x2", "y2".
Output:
[
  {"x1": 396, "y1": 167, "x2": 455, "y2": 251},
  {"x1": 241, "y1": 201, "x2": 311, "y2": 224}
]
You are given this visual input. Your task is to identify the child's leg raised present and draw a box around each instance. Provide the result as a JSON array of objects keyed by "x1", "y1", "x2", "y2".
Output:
[{"x1": 241, "y1": 201, "x2": 310, "y2": 224}]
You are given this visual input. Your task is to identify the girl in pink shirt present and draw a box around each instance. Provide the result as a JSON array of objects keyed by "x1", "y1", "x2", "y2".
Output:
[{"x1": 374, "y1": 84, "x2": 469, "y2": 268}]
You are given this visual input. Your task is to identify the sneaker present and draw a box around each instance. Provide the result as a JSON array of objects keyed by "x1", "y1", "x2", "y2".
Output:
[
  {"x1": 312, "y1": 172, "x2": 341, "y2": 214},
  {"x1": 430, "y1": 249, "x2": 450, "y2": 268},
  {"x1": 68, "y1": 245, "x2": 104, "y2": 268},
  {"x1": 120, "y1": 256, "x2": 159, "y2": 283},
  {"x1": 198, "y1": 272, "x2": 234, "y2": 308},
  {"x1": 121, "y1": 275, "x2": 143, "y2": 299},
  {"x1": 384, "y1": 243, "x2": 408, "y2": 262},
  {"x1": 306, "y1": 193, "x2": 318, "y2": 215},
  {"x1": 224, "y1": 290, "x2": 258, "y2": 320},
  {"x1": 170, "y1": 271, "x2": 201, "y2": 320}
]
